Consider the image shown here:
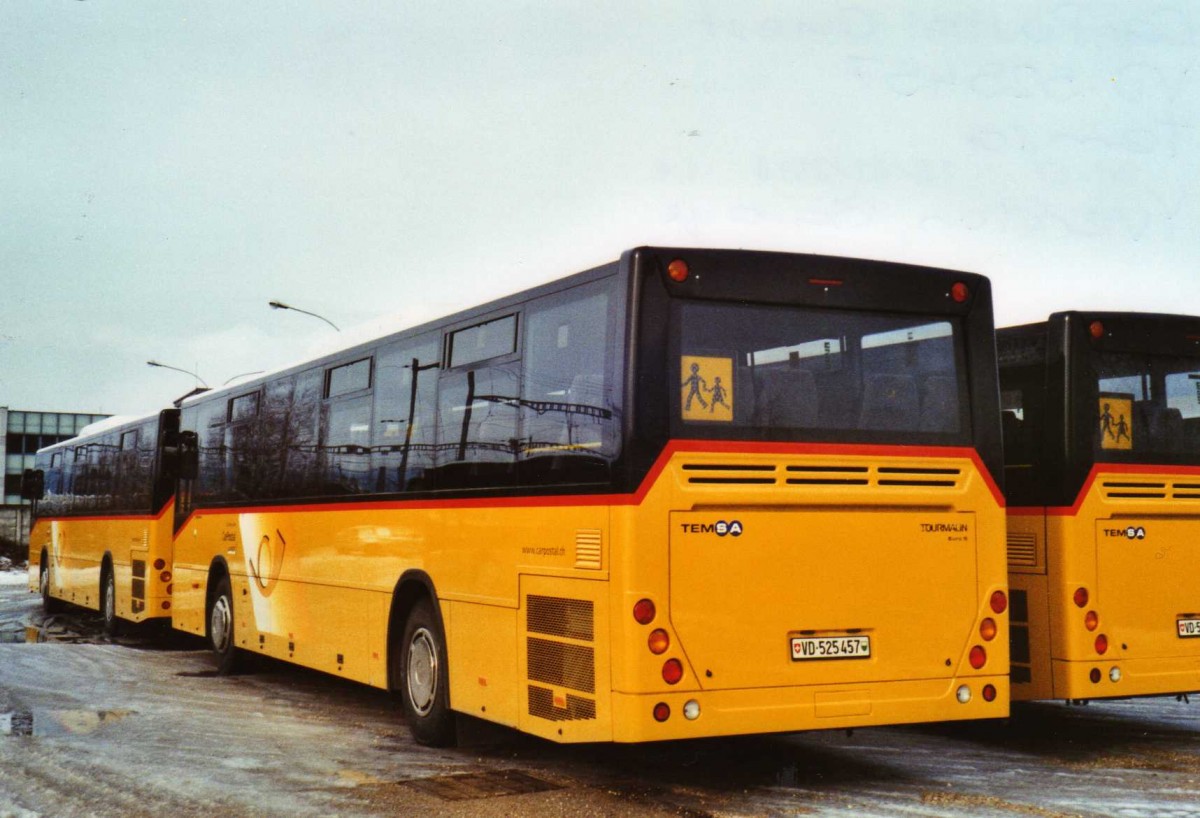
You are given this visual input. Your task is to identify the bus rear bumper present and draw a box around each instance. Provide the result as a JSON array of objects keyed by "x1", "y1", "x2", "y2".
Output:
[
  {"x1": 609, "y1": 675, "x2": 1009, "y2": 743},
  {"x1": 1051, "y1": 657, "x2": 1200, "y2": 700}
]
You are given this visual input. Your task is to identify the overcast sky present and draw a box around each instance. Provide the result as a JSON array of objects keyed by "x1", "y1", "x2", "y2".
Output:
[{"x1": 2, "y1": 2, "x2": 1197, "y2": 417}]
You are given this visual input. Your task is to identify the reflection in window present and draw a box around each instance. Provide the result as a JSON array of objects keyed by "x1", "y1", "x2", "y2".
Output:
[
  {"x1": 1092, "y1": 352, "x2": 1200, "y2": 459},
  {"x1": 320, "y1": 395, "x2": 373, "y2": 493},
  {"x1": 326, "y1": 358, "x2": 372, "y2": 398},
  {"x1": 449, "y1": 315, "x2": 517, "y2": 368},
  {"x1": 679, "y1": 303, "x2": 965, "y2": 440},
  {"x1": 436, "y1": 363, "x2": 521, "y2": 488},
  {"x1": 372, "y1": 337, "x2": 440, "y2": 492}
]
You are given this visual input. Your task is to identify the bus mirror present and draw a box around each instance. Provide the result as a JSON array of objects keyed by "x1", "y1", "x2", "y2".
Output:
[
  {"x1": 20, "y1": 469, "x2": 45, "y2": 501},
  {"x1": 177, "y1": 431, "x2": 199, "y2": 481}
]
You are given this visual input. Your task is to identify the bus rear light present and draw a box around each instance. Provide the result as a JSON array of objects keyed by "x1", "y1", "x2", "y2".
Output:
[
  {"x1": 662, "y1": 659, "x2": 684, "y2": 685},
  {"x1": 1089, "y1": 321, "x2": 1105, "y2": 340},
  {"x1": 1073, "y1": 587, "x2": 1089, "y2": 608},
  {"x1": 982, "y1": 684, "x2": 997, "y2": 702},
  {"x1": 161, "y1": 601, "x2": 171, "y2": 610},
  {"x1": 166, "y1": 584, "x2": 173, "y2": 596},
  {"x1": 980, "y1": 618, "x2": 997, "y2": 641},
  {"x1": 808, "y1": 278, "x2": 844, "y2": 287},
  {"x1": 956, "y1": 685, "x2": 971, "y2": 703},
  {"x1": 969, "y1": 645, "x2": 987, "y2": 669},
  {"x1": 653, "y1": 702, "x2": 670, "y2": 722},
  {"x1": 683, "y1": 700, "x2": 701, "y2": 720},
  {"x1": 1095, "y1": 634, "x2": 1108, "y2": 655},
  {"x1": 951, "y1": 282, "x2": 970, "y2": 303},
  {"x1": 160, "y1": 571, "x2": 172, "y2": 583},
  {"x1": 1110, "y1": 667, "x2": 1122, "y2": 682},
  {"x1": 667, "y1": 259, "x2": 689, "y2": 282},
  {"x1": 153, "y1": 559, "x2": 166, "y2": 571},
  {"x1": 1084, "y1": 611, "x2": 1099, "y2": 631},
  {"x1": 1090, "y1": 668, "x2": 1102, "y2": 683},
  {"x1": 648, "y1": 629, "x2": 670, "y2": 655},
  {"x1": 990, "y1": 590, "x2": 1008, "y2": 614},
  {"x1": 633, "y1": 599, "x2": 656, "y2": 625}
]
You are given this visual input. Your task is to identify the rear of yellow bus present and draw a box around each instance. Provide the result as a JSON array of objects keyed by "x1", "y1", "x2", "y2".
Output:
[
  {"x1": 604, "y1": 248, "x2": 1008, "y2": 741},
  {"x1": 1006, "y1": 313, "x2": 1200, "y2": 701}
]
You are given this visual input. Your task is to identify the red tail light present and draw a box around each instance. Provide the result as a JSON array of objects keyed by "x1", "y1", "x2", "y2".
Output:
[
  {"x1": 951, "y1": 282, "x2": 970, "y2": 303},
  {"x1": 633, "y1": 599, "x2": 656, "y2": 625},
  {"x1": 990, "y1": 590, "x2": 1008, "y2": 614},
  {"x1": 1090, "y1": 668, "x2": 1102, "y2": 683},
  {"x1": 1095, "y1": 634, "x2": 1108, "y2": 655},
  {"x1": 980, "y1": 618, "x2": 997, "y2": 641},
  {"x1": 667, "y1": 259, "x2": 689, "y2": 282},
  {"x1": 153, "y1": 558, "x2": 166, "y2": 570},
  {"x1": 982, "y1": 684, "x2": 997, "y2": 702},
  {"x1": 662, "y1": 659, "x2": 684, "y2": 685},
  {"x1": 648, "y1": 629, "x2": 670, "y2": 655},
  {"x1": 1085, "y1": 611, "x2": 1099, "y2": 631},
  {"x1": 1073, "y1": 587, "x2": 1089, "y2": 608},
  {"x1": 1089, "y1": 321, "x2": 1105, "y2": 339},
  {"x1": 969, "y1": 645, "x2": 987, "y2": 669},
  {"x1": 653, "y1": 702, "x2": 670, "y2": 722}
]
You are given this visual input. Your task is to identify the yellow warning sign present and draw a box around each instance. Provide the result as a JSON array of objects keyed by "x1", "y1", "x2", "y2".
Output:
[
  {"x1": 1099, "y1": 394, "x2": 1132, "y2": 450},
  {"x1": 681, "y1": 355, "x2": 733, "y2": 422}
]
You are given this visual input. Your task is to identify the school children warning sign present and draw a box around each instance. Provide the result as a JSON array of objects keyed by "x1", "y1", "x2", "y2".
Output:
[
  {"x1": 1098, "y1": 394, "x2": 1132, "y2": 450},
  {"x1": 680, "y1": 355, "x2": 733, "y2": 422}
]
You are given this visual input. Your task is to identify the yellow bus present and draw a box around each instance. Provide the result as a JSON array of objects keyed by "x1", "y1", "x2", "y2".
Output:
[
  {"x1": 25, "y1": 409, "x2": 181, "y2": 636},
  {"x1": 42, "y1": 247, "x2": 1009, "y2": 745},
  {"x1": 999, "y1": 312, "x2": 1200, "y2": 701}
]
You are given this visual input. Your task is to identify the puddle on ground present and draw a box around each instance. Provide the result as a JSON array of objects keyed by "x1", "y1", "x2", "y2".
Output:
[
  {"x1": 1, "y1": 708, "x2": 133, "y2": 738},
  {"x1": 403, "y1": 770, "x2": 562, "y2": 801}
]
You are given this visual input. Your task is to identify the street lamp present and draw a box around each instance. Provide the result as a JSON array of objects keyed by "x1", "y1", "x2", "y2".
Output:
[
  {"x1": 146, "y1": 360, "x2": 209, "y2": 387},
  {"x1": 268, "y1": 300, "x2": 340, "y2": 332},
  {"x1": 223, "y1": 371, "x2": 265, "y2": 386}
]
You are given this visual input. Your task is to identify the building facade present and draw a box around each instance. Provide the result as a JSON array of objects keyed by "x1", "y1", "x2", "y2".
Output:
[{"x1": 1, "y1": 406, "x2": 109, "y2": 546}]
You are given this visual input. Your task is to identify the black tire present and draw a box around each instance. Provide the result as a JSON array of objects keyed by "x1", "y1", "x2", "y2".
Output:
[
  {"x1": 395, "y1": 597, "x2": 456, "y2": 746},
  {"x1": 100, "y1": 565, "x2": 121, "y2": 638},
  {"x1": 208, "y1": 574, "x2": 241, "y2": 675},
  {"x1": 40, "y1": 554, "x2": 64, "y2": 614}
]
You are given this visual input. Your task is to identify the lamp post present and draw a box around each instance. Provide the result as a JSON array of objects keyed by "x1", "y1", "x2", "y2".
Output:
[
  {"x1": 268, "y1": 300, "x2": 340, "y2": 332},
  {"x1": 146, "y1": 360, "x2": 209, "y2": 387},
  {"x1": 223, "y1": 371, "x2": 265, "y2": 386}
]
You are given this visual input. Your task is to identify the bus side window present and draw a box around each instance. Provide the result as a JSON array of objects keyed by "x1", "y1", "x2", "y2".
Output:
[
  {"x1": 520, "y1": 281, "x2": 616, "y2": 486},
  {"x1": 999, "y1": 364, "x2": 1044, "y2": 505},
  {"x1": 372, "y1": 336, "x2": 440, "y2": 493}
]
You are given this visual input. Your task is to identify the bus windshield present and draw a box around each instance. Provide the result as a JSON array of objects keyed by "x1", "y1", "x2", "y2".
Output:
[
  {"x1": 1092, "y1": 351, "x2": 1200, "y2": 462},
  {"x1": 673, "y1": 301, "x2": 969, "y2": 443}
]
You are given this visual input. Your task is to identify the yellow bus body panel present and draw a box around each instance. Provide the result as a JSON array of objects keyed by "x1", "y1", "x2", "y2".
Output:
[
  {"x1": 27, "y1": 504, "x2": 175, "y2": 623},
  {"x1": 1010, "y1": 469, "x2": 1200, "y2": 701},
  {"x1": 173, "y1": 443, "x2": 1006, "y2": 743}
]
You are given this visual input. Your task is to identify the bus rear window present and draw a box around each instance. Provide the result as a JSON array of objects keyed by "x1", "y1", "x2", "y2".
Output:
[
  {"x1": 1093, "y1": 352, "x2": 1200, "y2": 460},
  {"x1": 675, "y1": 302, "x2": 967, "y2": 442}
]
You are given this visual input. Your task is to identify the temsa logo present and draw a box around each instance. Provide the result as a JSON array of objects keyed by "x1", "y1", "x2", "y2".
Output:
[
  {"x1": 1103, "y1": 526, "x2": 1146, "y2": 540},
  {"x1": 679, "y1": 520, "x2": 744, "y2": 537}
]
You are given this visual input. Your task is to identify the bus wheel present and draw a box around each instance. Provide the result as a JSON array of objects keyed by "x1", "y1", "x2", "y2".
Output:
[
  {"x1": 101, "y1": 567, "x2": 121, "y2": 638},
  {"x1": 209, "y1": 575, "x2": 240, "y2": 675},
  {"x1": 397, "y1": 598, "x2": 455, "y2": 746},
  {"x1": 40, "y1": 555, "x2": 63, "y2": 614}
]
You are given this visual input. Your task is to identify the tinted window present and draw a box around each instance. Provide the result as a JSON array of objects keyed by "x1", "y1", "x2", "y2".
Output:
[
  {"x1": 674, "y1": 302, "x2": 968, "y2": 442},
  {"x1": 326, "y1": 358, "x2": 372, "y2": 398},
  {"x1": 1092, "y1": 352, "x2": 1200, "y2": 462},
  {"x1": 436, "y1": 363, "x2": 521, "y2": 488},
  {"x1": 449, "y1": 315, "x2": 517, "y2": 368},
  {"x1": 372, "y1": 335, "x2": 440, "y2": 492}
]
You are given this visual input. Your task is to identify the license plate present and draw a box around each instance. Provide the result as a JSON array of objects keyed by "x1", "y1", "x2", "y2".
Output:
[
  {"x1": 1178, "y1": 618, "x2": 1200, "y2": 638},
  {"x1": 790, "y1": 635, "x2": 871, "y2": 661}
]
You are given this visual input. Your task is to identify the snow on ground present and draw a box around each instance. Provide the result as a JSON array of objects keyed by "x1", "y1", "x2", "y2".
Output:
[
  {"x1": 0, "y1": 570, "x2": 30, "y2": 587},
  {"x1": 3, "y1": 581, "x2": 1200, "y2": 817}
]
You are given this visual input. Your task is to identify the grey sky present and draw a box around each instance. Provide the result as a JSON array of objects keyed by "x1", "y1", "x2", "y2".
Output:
[{"x1": 2, "y1": 2, "x2": 1197, "y2": 416}]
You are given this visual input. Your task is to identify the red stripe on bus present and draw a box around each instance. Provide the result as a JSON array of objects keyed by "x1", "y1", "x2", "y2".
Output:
[{"x1": 170, "y1": 440, "x2": 1003, "y2": 530}]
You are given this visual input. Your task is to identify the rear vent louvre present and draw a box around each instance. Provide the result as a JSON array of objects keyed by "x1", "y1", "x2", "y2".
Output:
[
  {"x1": 1007, "y1": 532, "x2": 1038, "y2": 568},
  {"x1": 681, "y1": 461, "x2": 965, "y2": 490},
  {"x1": 574, "y1": 530, "x2": 602, "y2": 570},
  {"x1": 1101, "y1": 479, "x2": 1200, "y2": 501},
  {"x1": 527, "y1": 596, "x2": 594, "y2": 641}
]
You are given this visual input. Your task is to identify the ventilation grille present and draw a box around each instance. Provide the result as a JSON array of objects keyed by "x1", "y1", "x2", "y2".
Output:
[
  {"x1": 574, "y1": 530, "x2": 602, "y2": 570},
  {"x1": 1101, "y1": 479, "x2": 1200, "y2": 501},
  {"x1": 527, "y1": 596, "x2": 594, "y2": 641},
  {"x1": 525, "y1": 595, "x2": 597, "y2": 723},
  {"x1": 681, "y1": 461, "x2": 964, "y2": 490},
  {"x1": 527, "y1": 686, "x2": 597, "y2": 721},
  {"x1": 1007, "y1": 531, "x2": 1038, "y2": 568},
  {"x1": 1009, "y1": 589, "x2": 1032, "y2": 685}
]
